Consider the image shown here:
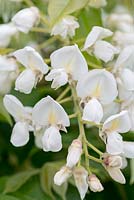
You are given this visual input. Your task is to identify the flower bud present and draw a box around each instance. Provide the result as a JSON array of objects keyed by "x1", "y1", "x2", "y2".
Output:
[
  {"x1": 73, "y1": 166, "x2": 88, "y2": 200},
  {"x1": 88, "y1": 174, "x2": 104, "y2": 192},
  {"x1": 12, "y1": 7, "x2": 39, "y2": 33},
  {"x1": 66, "y1": 139, "x2": 82, "y2": 168},
  {"x1": 54, "y1": 166, "x2": 72, "y2": 186}
]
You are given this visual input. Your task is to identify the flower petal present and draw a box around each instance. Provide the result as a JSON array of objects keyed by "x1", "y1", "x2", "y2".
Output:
[
  {"x1": 103, "y1": 110, "x2": 131, "y2": 134},
  {"x1": 11, "y1": 122, "x2": 29, "y2": 147},
  {"x1": 82, "y1": 98, "x2": 103, "y2": 124},
  {"x1": 106, "y1": 132, "x2": 123, "y2": 155},
  {"x1": 94, "y1": 40, "x2": 119, "y2": 63},
  {"x1": 73, "y1": 166, "x2": 88, "y2": 200},
  {"x1": 13, "y1": 46, "x2": 48, "y2": 73},
  {"x1": 83, "y1": 26, "x2": 113, "y2": 50},
  {"x1": 12, "y1": 7, "x2": 39, "y2": 33},
  {"x1": 107, "y1": 167, "x2": 126, "y2": 184},
  {"x1": 76, "y1": 69, "x2": 118, "y2": 104},
  {"x1": 42, "y1": 126, "x2": 62, "y2": 152},
  {"x1": 15, "y1": 69, "x2": 36, "y2": 94},
  {"x1": 32, "y1": 95, "x2": 70, "y2": 127},
  {"x1": 123, "y1": 141, "x2": 134, "y2": 158},
  {"x1": 45, "y1": 68, "x2": 68, "y2": 89},
  {"x1": 3, "y1": 94, "x2": 25, "y2": 121},
  {"x1": 54, "y1": 166, "x2": 72, "y2": 186},
  {"x1": 50, "y1": 45, "x2": 88, "y2": 81}
]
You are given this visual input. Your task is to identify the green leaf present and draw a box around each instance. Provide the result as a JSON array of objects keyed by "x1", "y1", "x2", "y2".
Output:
[
  {"x1": 130, "y1": 159, "x2": 134, "y2": 184},
  {"x1": 74, "y1": 7, "x2": 102, "y2": 42},
  {"x1": 4, "y1": 169, "x2": 39, "y2": 194},
  {"x1": 48, "y1": 0, "x2": 89, "y2": 26},
  {"x1": 40, "y1": 161, "x2": 67, "y2": 200},
  {"x1": 0, "y1": 194, "x2": 19, "y2": 200},
  {"x1": 0, "y1": 96, "x2": 12, "y2": 125}
]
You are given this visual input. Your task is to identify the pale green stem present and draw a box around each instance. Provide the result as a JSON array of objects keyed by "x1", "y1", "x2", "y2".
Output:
[
  {"x1": 86, "y1": 140, "x2": 103, "y2": 156},
  {"x1": 87, "y1": 61, "x2": 102, "y2": 69},
  {"x1": 68, "y1": 113, "x2": 78, "y2": 119},
  {"x1": 56, "y1": 86, "x2": 70, "y2": 101},
  {"x1": 58, "y1": 96, "x2": 72, "y2": 104},
  {"x1": 70, "y1": 83, "x2": 92, "y2": 175},
  {"x1": 88, "y1": 155, "x2": 102, "y2": 164},
  {"x1": 37, "y1": 37, "x2": 57, "y2": 50},
  {"x1": 31, "y1": 27, "x2": 49, "y2": 33}
]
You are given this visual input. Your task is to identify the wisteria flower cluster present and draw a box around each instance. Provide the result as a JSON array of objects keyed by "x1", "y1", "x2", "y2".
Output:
[{"x1": 0, "y1": 0, "x2": 134, "y2": 199}]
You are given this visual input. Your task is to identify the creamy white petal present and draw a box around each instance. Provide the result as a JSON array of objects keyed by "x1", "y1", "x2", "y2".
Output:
[
  {"x1": 0, "y1": 23, "x2": 17, "y2": 48},
  {"x1": 66, "y1": 139, "x2": 82, "y2": 168},
  {"x1": 73, "y1": 167, "x2": 88, "y2": 200},
  {"x1": 82, "y1": 98, "x2": 103, "y2": 124},
  {"x1": 12, "y1": 7, "x2": 39, "y2": 33},
  {"x1": 32, "y1": 95, "x2": 70, "y2": 127},
  {"x1": 94, "y1": 40, "x2": 119, "y2": 63},
  {"x1": 15, "y1": 69, "x2": 36, "y2": 94},
  {"x1": 114, "y1": 45, "x2": 134, "y2": 72},
  {"x1": 42, "y1": 126, "x2": 62, "y2": 152},
  {"x1": 13, "y1": 46, "x2": 48, "y2": 73},
  {"x1": 107, "y1": 167, "x2": 126, "y2": 184},
  {"x1": 83, "y1": 26, "x2": 113, "y2": 50},
  {"x1": 0, "y1": 55, "x2": 17, "y2": 72},
  {"x1": 76, "y1": 69, "x2": 118, "y2": 104},
  {"x1": 3, "y1": 94, "x2": 26, "y2": 121},
  {"x1": 106, "y1": 132, "x2": 123, "y2": 155},
  {"x1": 121, "y1": 68, "x2": 134, "y2": 90},
  {"x1": 45, "y1": 68, "x2": 68, "y2": 89},
  {"x1": 54, "y1": 166, "x2": 72, "y2": 186},
  {"x1": 103, "y1": 110, "x2": 131, "y2": 134},
  {"x1": 102, "y1": 102, "x2": 120, "y2": 122},
  {"x1": 88, "y1": 174, "x2": 104, "y2": 192},
  {"x1": 123, "y1": 142, "x2": 134, "y2": 158},
  {"x1": 50, "y1": 45, "x2": 88, "y2": 81},
  {"x1": 11, "y1": 122, "x2": 29, "y2": 147}
]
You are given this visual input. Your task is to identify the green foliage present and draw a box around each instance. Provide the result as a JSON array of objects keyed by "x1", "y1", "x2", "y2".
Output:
[
  {"x1": 48, "y1": 0, "x2": 89, "y2": 26},
  {"x1": 0, "y1": 96, "x2": 12, "y2": 125},
  {"x1": 40, "y1": 161, "x2": 67, "y2": 200},
  {"x1": 4, "y1": 169, "x2": 39, "y2": 194}
]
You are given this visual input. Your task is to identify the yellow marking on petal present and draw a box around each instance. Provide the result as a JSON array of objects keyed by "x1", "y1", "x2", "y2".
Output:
[
  {"x1": 48, "y1": 111, "x2": 56, "y2": 125},
  {"x1": 92, "y1": 84, "x2": 101, "y2": 98},
  {"x1": 109, "y1": 119, "x2": 120, "y2": 132}
]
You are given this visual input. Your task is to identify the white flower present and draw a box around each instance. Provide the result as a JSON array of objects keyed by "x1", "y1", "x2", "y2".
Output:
[
  {"x1": 73, "y1": 166, "x2": 88, "y2": 200},
  {"x1": 89, "y1": 0, "x2": 107, "y2": 8},
  {"x1": 100, "y1": 111, "x2": 131, "y2": 155},
  {"x1": 123, "y1": 141, "x2": 134, "y2": 158},
  {"x1": 114, "y1": 45, "x2": 134, "y2": 73},
  {"x1": 102, "y1": 102, "x2": 120, "y2": 122},
  {"x1": 51, "y1": 15, "x2": 79, "y2": 39},
  {"x1": 12, "y1": 7, "x2": 39, "y2": 33},
  {"x1": 0, "y1": 23, "x2": 17, "y2": 48},
  {"x1": 3, "y1": 95, "x2": 33, "y2": 147},
  {"x1": 102, "y1": 153, "x2": 126, "y2": 184},
  {"x1": 107, "y1": 13, "x2": 134, "y2": 33},
  {"x1": 82, "y1": 98, "x2": 103, "y2": 124},
  {"x1": 88, "y1": 174, "x2": 104, "y2": 192},
  {"x1": 46, "y1": 45, "x2": 88, "y2": 89},
  {"x1": 13, "y1": 46, "x2": 48, "y2": 94},
  {"x1": 83, "y1": 26, "x2": 118, "y2": 62},
  {"x1": 76, "y1": 69, "x2": 118, "y2": 124},
  {"x1": 113, "y1": 31, "x2": 134, "y2": 48},
  {"x1": 32, "y1": 96, "x2": 70, "y2": 152},
  {"x1": 54, "y1": 166, "x2": 72, "y2": 186},
  {"x1": 0, "y1": 56, "x2": 18, "y2": 95},
  {"x1": 66, "y1": 139, "x2": 82, "y2": 168}
]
